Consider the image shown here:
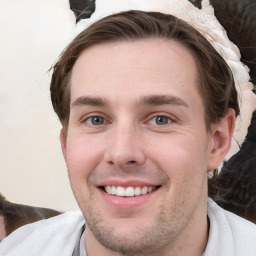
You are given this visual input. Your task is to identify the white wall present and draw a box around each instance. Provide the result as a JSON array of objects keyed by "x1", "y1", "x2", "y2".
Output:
[{"x1": 0, "y1": 0, "x2": 78, "y2": 211}]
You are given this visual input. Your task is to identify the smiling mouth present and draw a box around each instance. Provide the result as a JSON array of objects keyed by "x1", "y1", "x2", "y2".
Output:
[{"x1": 101, "y1": 185, "x2": 161, "y2": 197}]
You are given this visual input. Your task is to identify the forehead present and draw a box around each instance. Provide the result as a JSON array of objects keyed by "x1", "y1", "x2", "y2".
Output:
[{"x1": 70, "y1": 39, "x2": 201, "y2": 108}]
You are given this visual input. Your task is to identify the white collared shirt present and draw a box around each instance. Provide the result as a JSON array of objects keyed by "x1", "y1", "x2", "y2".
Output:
[{"x1": 1, "y1": 199, "x2": 256, "y2": 256}]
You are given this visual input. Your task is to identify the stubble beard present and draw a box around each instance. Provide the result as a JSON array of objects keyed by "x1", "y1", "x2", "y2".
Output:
[
  {"x1": 82, "y1": 190, "x2": 191, "y2": 256},
  {"x1": 70, "y1": 167, "x2": 201, "y2": 256}
]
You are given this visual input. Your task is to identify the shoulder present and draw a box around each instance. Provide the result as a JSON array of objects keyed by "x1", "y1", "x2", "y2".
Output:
[
  {"x1": 208, "y1": 198, "x2": 256, "y2": 233},
  {"x1": 0, "y1": 211, "x2": 85, "y2": 256},
  {"x1": 205, "y1": 198, "x2": 256, "y2": 256}
]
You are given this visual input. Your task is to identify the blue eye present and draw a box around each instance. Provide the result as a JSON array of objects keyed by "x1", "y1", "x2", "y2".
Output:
[
  {"x1": 86, "y1": 116, "x2": 105, "y2": 125},
  {"x1": 150, "y1": 116, "x2": 171, "y2": 125}
]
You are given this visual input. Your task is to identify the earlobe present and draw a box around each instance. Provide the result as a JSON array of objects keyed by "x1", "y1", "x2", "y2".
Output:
[
  {"x1": 60, "y1": 128, "x2": 67, "y2": 162},
  {"x1": 207, "y1": 109, "x2": 236, "y2": 171}
]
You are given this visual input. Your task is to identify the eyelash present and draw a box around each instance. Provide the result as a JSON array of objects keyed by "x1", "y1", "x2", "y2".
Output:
[
  {"x1": 148, "y1": 115, "x2": 173, "y2": 126},
  {"x1": 83, "y1": 115, "x2": 108, "y2": 126},
  {"x1": 81, "y1": 113, "x2": 175, "y2": 128}
]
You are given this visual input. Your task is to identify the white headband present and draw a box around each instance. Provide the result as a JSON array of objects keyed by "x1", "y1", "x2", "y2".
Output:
[{"x1": 76, "y1": 0, "x2": 256, "y2": 163}]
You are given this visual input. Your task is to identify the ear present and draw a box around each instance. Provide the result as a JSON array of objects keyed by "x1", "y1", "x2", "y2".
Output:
[
  {"x1": 207, "y1": 108, "x2": 236, "y2": 171},
  {"x1": 60, "y1": 128, "x2": 67, "y2": 162}
]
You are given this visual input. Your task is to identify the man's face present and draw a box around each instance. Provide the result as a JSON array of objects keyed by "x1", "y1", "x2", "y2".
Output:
[{"x1": 62, "y1": 40, "x2": 216, "y2": 254}]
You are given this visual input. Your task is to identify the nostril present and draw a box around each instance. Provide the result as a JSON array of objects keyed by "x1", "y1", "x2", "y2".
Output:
[{"x1": 104, "y1": 147, "x2": 146, "y2": 167}]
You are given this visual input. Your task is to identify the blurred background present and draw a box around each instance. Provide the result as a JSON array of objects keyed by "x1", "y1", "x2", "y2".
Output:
[{"x1": 0, "y1": 0, "x2": 78, "y2": 211}]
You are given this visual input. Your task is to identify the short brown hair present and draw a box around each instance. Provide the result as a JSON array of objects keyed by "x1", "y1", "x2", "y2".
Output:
[{"x1": 50, "y1": 10, "x2": 240, "y2": 132}]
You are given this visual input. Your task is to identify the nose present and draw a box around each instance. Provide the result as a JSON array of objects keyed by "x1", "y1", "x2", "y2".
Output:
[{"x1": 104, "y1": 124, "x2": 146, "y2": 168}]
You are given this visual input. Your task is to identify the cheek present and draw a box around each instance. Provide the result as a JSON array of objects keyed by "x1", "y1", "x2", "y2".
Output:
[
  {"x1": 145, "y1": 133, "x2": 209, "y2": 181},
  {"x1": 66, "y1": 135, "x2": 105, "y2": 178},
  {"x1": 146, "y1": 135, "x2": 209, "y2": 209}
]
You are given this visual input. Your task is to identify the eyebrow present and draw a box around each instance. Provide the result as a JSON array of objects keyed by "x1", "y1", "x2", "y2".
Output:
[
  {"x1": 137, "y1": 95, "x2": 189, "y2": 108},
  {"x1": 71, "y1": 95, "x2": 188, "y2": 109},
  {"x1": 71, "y1": 96, "x2": 108, "y2": 108}
]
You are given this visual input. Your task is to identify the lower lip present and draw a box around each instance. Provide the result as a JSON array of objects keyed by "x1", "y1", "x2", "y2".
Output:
[{"x1": 99, "y1": 188, "x2": 157, "y2": 208}]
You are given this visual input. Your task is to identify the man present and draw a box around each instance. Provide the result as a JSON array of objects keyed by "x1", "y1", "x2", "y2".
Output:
[{"x1": 1, "y1": 10, "x2": 256, "y2": 256}]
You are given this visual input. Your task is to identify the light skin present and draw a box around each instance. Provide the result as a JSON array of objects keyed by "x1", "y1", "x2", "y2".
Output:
[{"x1": 60, "y1": 39, "x2": 235, "y2": 256}]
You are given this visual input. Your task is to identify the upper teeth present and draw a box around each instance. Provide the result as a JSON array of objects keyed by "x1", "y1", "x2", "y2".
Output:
[{"x1": 104, "y1": 186, "x2": 155, "y2": 197}]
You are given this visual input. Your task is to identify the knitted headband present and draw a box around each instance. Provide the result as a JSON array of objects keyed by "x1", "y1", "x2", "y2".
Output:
[{"x1": 76, "y1": 0, "x2": 256, "y2": 162}]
